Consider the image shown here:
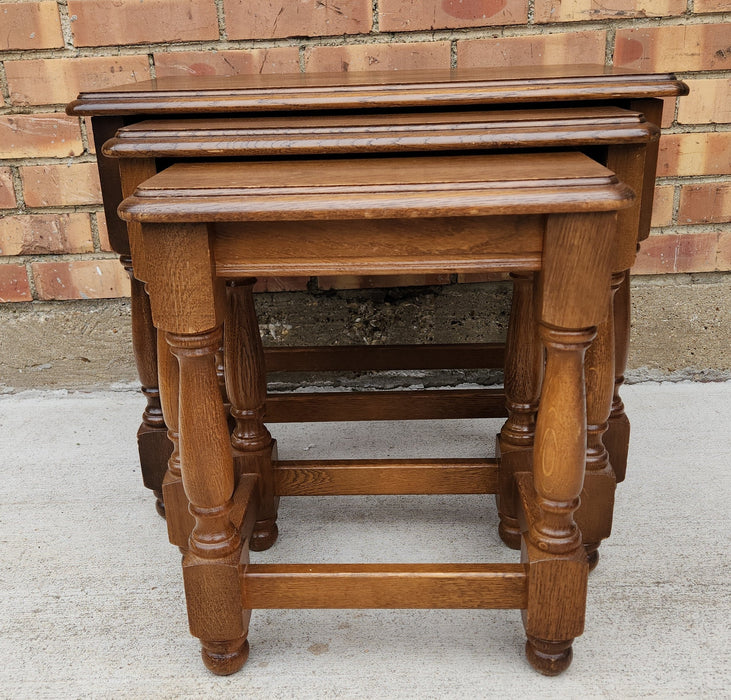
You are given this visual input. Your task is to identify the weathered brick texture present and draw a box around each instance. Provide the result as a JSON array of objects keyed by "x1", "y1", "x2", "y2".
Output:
[
  {"x1": 658, "y1": 132, "x2": 731, "y2": 177},
  {"x1": 0, "y1": 214, "x2": 93, "y2": 256},
  {"x1": 305, "y1": 42, "x2": 452, "y2": 73},
  {"x1": 650, "y1": 185, "x2": 675, "y2": 228},
  {"x1": 224, "y1": 0, "x2": 372, "y2": 40},
  {"x1": 614, "y1": 25, "x2": 731, "y2": 72},
  {"x1": 0, "y1": 2, "x2": 729, "y2": 300},
  {"x1": 534, "y1": 0, "x2": 686, "y2": 23},
  {"x1": 20, "y1": 163, "x2": 102, "y2": 207},
  {"x1": 718, "y1": 233, "x2": 731, "y2": 270},
  {"x1": 0, "y1": 2, "x2": 63, "y2": 51},
  {"x1": 458, "y1": 31, "x2": 607, "y2": 68},
  {"x1": 379, "y1": 0, "x2": 528, "y2": 32},
  {"x1": 31, "y1": 260, "x2": 131, "y2": 300},
  {"x1": 0, "y1": 115, "x2": 83, "y2": 159},
  {"x1": 0, "y1": 169, "x2": 17, "y2": 210},
  {"x1": 678, "y1": 184, "x2": 731, "y2": 225},
  {"x1": 0, "y1": 265, "x2": 32, "y2": 303},
  {"x1": 677, "y1": 79, "x2": 731, "y2": 124},
  {"x1": 95, "y1": 214, "x2": 112, "y2": 252},
  {"x1": 67, "y1": 0, "x2": 219, "y2": 46},
  {"x1": 5, "y1": 56, "x2": 152, "y2": 106},
  {"x1": 693, "y1": 0, "x2": 731, "y2": 11},
  {"x1": 154, "y1": 49, "x2": 300, "y2": 77},
  {"x1": 633, "y1": 233, "x2": 728, "y2": 275}
]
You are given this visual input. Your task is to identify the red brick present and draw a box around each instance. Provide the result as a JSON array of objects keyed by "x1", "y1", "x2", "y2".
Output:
[
  {"x1": 660, "y1": 96, "x2": 676, "y2": 128},
  {"x1": 305, "y1": 42, "x2": 452, "y2": 73},
  {"x1": 85, "y1": 118, "x2": 97, "y2": 155},
  {"x1": 252, "y1": 277, "x2": 309, "y2": 292},
  {"x1": 0, "y1": 265, "x2": 32, "y2": 302},
  {"x1": 458, "y1": 31, "x2": 606, "y2": 69},
  {"x1": 0, "y1": 115, "x2": 83, "y2": 159},
  {"x1": 535, "y1": 0, "x2": 685, "y2": 22},
  {"x1": 650, "y1": 184, "x2": 675, "y2": 228},
  {"x1": 693, "y1": 0, "x2": 730, "y2": 11},
  {"x1": 678, "y1": 183, "x2": 731, "y2": 225},
  {"x1": 317, "y1": 274, "x2": 451, "y2": 290},
  {"x1": 614, "y1": 25, "x2": 731, "y2": 72},
  {"x1": 717, "y1": 232, "x2": 731, "y2": 270},
  {"x1": 20, "y1": 163, "x2": 102, "y2": 207},
  {"x1": 32, "y1": 259, "x2": 131, "y2": 300},
  {"x1": 5, "y1": 56, "x2": 151, "y2": 107},
  {"x1": 0, "y1": 2, "x2": 63, "y2": 51},
  {"x1": 677, "y1": 79, "x2": 731, "y2": 125},
  {"x1": 67, "y1": 0, "x2": 219, "y2": 46},
  {"x1": 96, "y1": 213, "x2": 112, "y2": 252},
  {"x1": 379, "y1": 0, "x2": 527, "y2": 31},
  {"x1": 633, "y1": 232, "x2": 722, "y2": 274},
  {"x1": 657, "y1": 132, "x2": 731, "y2": 177},
  {"x1": 675, "y1": 232, "x2": 721, "y2": 272},
  {"x1": 0, "y1": 214, "x2": 93, "y2": 256},
  {"x1": 154, "y1": 48, "x2": 300, "y2": 78},
  {"x1": 225, "y1": 0, "x2": 371, "y2": 40},
  {"x1": 633, "y1": 234, "x2": 678, "y2": 274},
  {"x1": 0, "y1": 168, "x2": 16, "y2": 210}
]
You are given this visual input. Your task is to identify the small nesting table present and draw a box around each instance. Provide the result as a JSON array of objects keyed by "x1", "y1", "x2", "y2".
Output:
[{"x1": 118, "y1": 150, "x2": 633, "y2": 675}]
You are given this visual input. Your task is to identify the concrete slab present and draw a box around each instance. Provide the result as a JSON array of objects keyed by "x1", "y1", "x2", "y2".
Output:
[
  {"x1": 2, "y1": 273, "x2": 730, "y2": 392},
  {"x1": 0, "y1": 382, "x2": 729, "y2": 698}
]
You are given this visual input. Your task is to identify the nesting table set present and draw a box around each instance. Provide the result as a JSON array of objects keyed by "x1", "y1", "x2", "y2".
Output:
[{"x1": 68, "y1": 66, "x2": 687, "y2": 675}]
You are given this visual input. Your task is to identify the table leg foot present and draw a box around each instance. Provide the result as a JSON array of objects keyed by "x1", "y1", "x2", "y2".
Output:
[
  {"x1": 525, "y1": 637, "x2": 573, "y2": 676},
  {"x1": 154, "y1": 492, "x2": 166, "y2": 518},
  {"x1": 250, "y1": 520, "x2": 279, "y2": 551},
  {"x1": 498, "y1": 521, "x2": 522, "y2": 550},
  {"x1": 202, "y1": 638, "x2": 249, "y2": 676}
]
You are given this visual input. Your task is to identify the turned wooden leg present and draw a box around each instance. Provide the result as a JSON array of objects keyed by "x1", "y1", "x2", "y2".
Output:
[
  {"x1": 578, "y1": 273, "x2": 621, "y2": 569},
  {"x1": 497, "y1": 272, "x2": 543, "y2": 549},
  {"x1": 123, "y1": 257, "x2": 173, "y2": 517},
  {"x1": 169, "y1": 327, "x2": 250, "y2": 676},
  {"x1": 117, "y1": 158, "x2": 171, "y2": 517},
  {"x1": 521, "y1": 211, "x2": 616, "y2": 676},
  {"x1": 225, "y1": 280, "x2": 279, "y2": 551},
  {"x1": 523, "y1": 324, "x2": 592, "y2": 676},
  {"x1": 157, "y1": 329, "x2": 194, "y2": 549},
  {"x1": 605, "y1": 269, "x2": 631, "y2": 483}
]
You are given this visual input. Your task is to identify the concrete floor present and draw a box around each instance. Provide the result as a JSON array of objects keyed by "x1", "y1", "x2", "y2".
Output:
[{"x1": 0, "y1": 382, "x2": 729, "y2": 698}]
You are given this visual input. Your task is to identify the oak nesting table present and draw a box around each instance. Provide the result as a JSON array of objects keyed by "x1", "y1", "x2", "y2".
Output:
[{"x1": 67, "y1": 66, "x2": 687, "y2": 674}]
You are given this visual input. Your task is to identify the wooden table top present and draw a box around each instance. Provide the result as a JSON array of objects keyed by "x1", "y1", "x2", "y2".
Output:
[{"x1": 67, "y1": 65, "x2": 688, "y2": 116}]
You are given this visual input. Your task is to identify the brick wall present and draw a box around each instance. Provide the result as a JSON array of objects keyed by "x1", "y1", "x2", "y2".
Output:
[{"x1": 0, "y1": 0, "x2": 729, "y2": 302}]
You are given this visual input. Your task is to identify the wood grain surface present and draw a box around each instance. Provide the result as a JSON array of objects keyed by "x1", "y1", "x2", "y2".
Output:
[
  {"x1": 67, "y1": 66, "x2": 688, "y2": 116},
  {"x1": 102, "y1": 107, "x2": 657, "y2": 158}
]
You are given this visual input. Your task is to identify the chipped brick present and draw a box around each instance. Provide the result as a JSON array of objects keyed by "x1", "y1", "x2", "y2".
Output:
[
  {"x1": 225, "y1": 0, "x2": 371, "y2": 40},
  {"x1": 67, "y1": 0, "x2": 219, "y2": 46},
  {"x1": 0, "y1": 115, "x2": 83, "y2": 159},
  {"x1": 0, "y1": 214, "x2": 93, "y2": 256},
  {"x1": 458, "y1": 31, "x2": 606, "y2": 68},
  {"x1": 305, "y1": 42, "x2": 451, "y2": 73},
  {"x1": 32, "y1": 259, "x2": 131, "y2": 300},
  {"x1": 379, "y1": 0, "x2": 527, "y2": 32},
  {"x1": 6, "y1": 56, "x2": 151, "y2": 107},
  {"x1": 154, "y1": 48, "x2": 300, "y2": 77}
]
